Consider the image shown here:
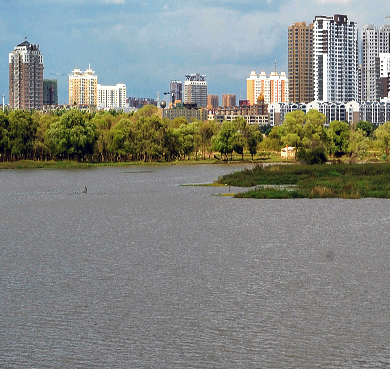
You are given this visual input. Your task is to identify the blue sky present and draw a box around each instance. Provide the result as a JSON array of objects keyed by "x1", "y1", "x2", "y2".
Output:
[{"x1": 1, "y1": 0, "x2": 388, "y2": 104}]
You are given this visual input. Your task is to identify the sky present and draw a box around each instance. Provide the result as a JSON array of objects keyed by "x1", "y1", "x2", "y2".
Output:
[{"x1": 1, "y1": 0, "x2": 389, "y2": 105}]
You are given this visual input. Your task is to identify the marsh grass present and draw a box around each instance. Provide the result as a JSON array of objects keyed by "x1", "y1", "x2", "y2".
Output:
[{"x1": 218, "y1": 163, "x2": 390, "y2": 199}]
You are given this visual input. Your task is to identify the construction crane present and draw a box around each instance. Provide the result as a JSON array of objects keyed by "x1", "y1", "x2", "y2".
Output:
[{"x1": 164, "y1": 92, "x2": 175, "y2": 106}]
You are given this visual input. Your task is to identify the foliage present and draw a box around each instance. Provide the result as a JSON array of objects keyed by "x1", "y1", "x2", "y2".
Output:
[
  {"x1": 296, "y1": 146, "x2": 327, "y2": 164},
  {"x1": 218, "y1": 162, "x2": 390, "y2": 199},
  {"x1": 8, "y1": 110, "x2": 39, "y2": 159},
  {"x1": 348, "y1": 128, "x2": 369, "y2": 158},
  {"x1": 374, "y1": 121, "x2": 390, "y2": 155},
  {"x1": 45, "y1": 110, "x2": 98, "y2": 159},
  {"x1": 327, "y1": 120, "x2": 350, "y2": 156},
  {"x1": 356, "y1": 120, "x2": 374, "y2": 137},
  {"x1": 212, "y1": 120, "x2": 236, "y2": 160}
]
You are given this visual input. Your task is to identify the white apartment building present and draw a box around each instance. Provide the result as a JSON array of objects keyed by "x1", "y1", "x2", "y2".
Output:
[
  {"x1": 246, "y1": 71, "x2": 289, "y2": 105},
  {"x1": 69, "y1": 65, "x2": 97, "y2": 106},
  {"x1": 183, "y1": 73, "x2": 207, "y2": 108},
  {"x1": 361, "y1": 25, "x2": 390, "y2": 102},
  {"x1": 313, "y1": 14, "x2": 359, "y2": 103},
  {"x1": 97, "y1": 84, "x2": 126, "y2": 109}
]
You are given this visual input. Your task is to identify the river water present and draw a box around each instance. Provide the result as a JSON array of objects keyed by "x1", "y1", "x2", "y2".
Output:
[{"x1": 1, "y1": 164, "x2": 390, "y2": 368}]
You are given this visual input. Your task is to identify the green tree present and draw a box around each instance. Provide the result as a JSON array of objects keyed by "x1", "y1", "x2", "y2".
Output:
[
  {"x1": 327, "y1": 120, "x2": 350, "y2": 156},
  {"x1": 45, "y1": 110, "x2": 98, "y2": 160},
  {"x1": 0, "y1": 112, "x2": 10, "y2": 160},
  {"x1": 278, "y1": 110, "x2": 305, "y2": 159},
  {"x1": 259, "y1": 126, "x2": 283, "y2": 151},
  {"x1": 108, "y1": 118, "x2": 134, "y2": 160},
  {"x1": 199, "y1": 120, "x2": 218, "y2": 159},
  {"x1": 212, "y1": 121, "x2": 236, "y2": 160},
  {"x1": 356, "y1": 120, "x2": 374, "y2": 137},
  {"x1": 246, "y1": 125, "x2": 262, "y2": 160},
  {"x1": 374, "y1": 121, "x2": 390, "y2": 155},
  {"x1": 348, "y1": 128, "x2": 369, "y2": 158},
  {"x1": 8, "y1": 110, "x2": 39, "y2": 159}
]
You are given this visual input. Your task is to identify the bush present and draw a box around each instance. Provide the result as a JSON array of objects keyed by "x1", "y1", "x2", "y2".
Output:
[{"x1": 297, "y1": 147, "x2": 327, "y2": 164}]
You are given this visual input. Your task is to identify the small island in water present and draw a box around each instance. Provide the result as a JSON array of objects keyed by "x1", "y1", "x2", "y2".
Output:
[{"x1": 217, "y1": 163, "x2": 390, "y2": 199}]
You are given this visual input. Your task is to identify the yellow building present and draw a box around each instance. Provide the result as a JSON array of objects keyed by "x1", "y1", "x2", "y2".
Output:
[{"x1": 69, "y1": 64, "x2": 97, "y2": 106}]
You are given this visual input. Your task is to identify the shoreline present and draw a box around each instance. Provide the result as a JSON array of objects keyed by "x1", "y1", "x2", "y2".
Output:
[{"x1": 0, "y1": 158, "x2": 273, "y2": 170}]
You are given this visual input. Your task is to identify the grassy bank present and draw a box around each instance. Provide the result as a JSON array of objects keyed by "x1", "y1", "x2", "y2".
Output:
[
  {"x1": 0, "y1": 151, "x2": 287, "y2": 170},
  {"x1": 217, "y1": 163, "x2": 390, "y2": 199}
]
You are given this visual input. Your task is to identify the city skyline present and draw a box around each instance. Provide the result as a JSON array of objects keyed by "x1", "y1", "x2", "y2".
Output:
[{"x1": 1, "y1": 0, "x2": 389, "y2": 105}]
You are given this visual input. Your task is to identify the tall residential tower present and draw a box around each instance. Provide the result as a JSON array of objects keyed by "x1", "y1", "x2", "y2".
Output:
[
  {"x1": 361, "y1": 24, "x2": 390, "y2": 102},
  {"x1": 313, "y1": 14, "x2": 359, "y2": 103},
  {"x1": 9, "y1": 38, "x2": 44, "y2": 110},
  {"x1": 288, "y1": 22, "x2": 313, "y2": 103},
  {"x1": 69, "y1": 65, "x2": 98, "y2": 106},
  {"x1": 183, "y1": 73, "x2": 207, "y2": 108}
]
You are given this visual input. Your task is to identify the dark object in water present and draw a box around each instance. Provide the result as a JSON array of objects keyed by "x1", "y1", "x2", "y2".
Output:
[{"x1": 82, "y1": 186, "x2": 87, "y2": 194}]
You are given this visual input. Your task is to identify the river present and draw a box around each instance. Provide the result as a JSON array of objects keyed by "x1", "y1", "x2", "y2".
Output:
[{"x1": 1, "y1": 164, "x2": 389, "y2": 368}]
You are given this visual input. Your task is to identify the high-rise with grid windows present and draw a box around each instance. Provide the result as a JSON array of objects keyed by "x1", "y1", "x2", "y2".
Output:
[
  {"x1": 288, "y1": 22, "x2": 313, "y2": 103},
  {"x1": 9, "y1": 38, "x2": 44, "y2": 110}
]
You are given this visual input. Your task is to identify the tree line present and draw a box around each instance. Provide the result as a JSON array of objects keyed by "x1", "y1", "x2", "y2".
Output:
[
  {"x1": 0, "y1": 105, "x2": 262, "y2": 163},
  {"x1": 0, "y1": 105, "x2": 388, "y2": 163},
  {"x1": 259, "y1": 110, "x2": 388, "y2": 163}
]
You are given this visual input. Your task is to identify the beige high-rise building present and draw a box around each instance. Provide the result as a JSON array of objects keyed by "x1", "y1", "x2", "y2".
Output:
[
  {"x1": 69, "y1": 65, "x2": 97, "y2": 106},
  {"x1": 9, "y1": 38, "x2": 44, "y2": 110},
  {"x1": 288, "y1": 22, "x2": 313, "y2": 103}
]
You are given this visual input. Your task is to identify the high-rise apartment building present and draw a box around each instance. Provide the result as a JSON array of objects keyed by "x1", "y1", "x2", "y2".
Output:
[
  {"x1": 361, "y1": 25, "x2": 390, "y2": 102},
  {"x1": 207, "y1": 94, "x2": 219, "y2": 109},
  {"x1": 375, "y1": 53, "x2": 390, "y2": 101},
  {"x1": 183, "y1": 73, "x2": 207, "y2": 108},
  {"x1": 288, "y1": 22, "x2": 314, "y2": 103},
  {"x1": 170, "y1": 80, "x2": 182, "y2": 104},
  {"x1": 43, "y1": 79, "x2": 58, "y2": 105},
  {"x1": 222, "y1": 94, "x2": 236, "y2": 107},
  {"x1": 69, "y1": 65, "x2": 98, "y2": 106},
  {"x1": 97, "y1": 84, "x2": 126, "y2": 109},
  {"x1": 313, "y1": 14, "x2": 359, "y2": 103},
  {"x1": 247, "y1": 71, "x2": 288, "y2": 105},
  {"x1": 9, "y1": 38, "x2": 44, "y2": 110}
]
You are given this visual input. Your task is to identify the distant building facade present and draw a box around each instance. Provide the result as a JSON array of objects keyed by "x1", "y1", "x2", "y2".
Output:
[
  {"x1": 213, "y1": 96, "x2": 268, "y2": 125},
  {"x1": 43, "y1": 79, "x2": 58, "y2": 106},
  {"x1": 269, "y1": 101, "x2": 360, "y2": 126},
  {"x1": 222, "y1": 94, "x2": 236, "y2": 107},
  {"x1": 9, "y1": 38, "x2": 44, "y2": 110},
  {"x1": 207, "y1": 94, "x2": 219, "y2": 109},
  {"x1": 247, "y1": 71, "x2": 289, "y2": 105},
  {"x1": 288, "y1": 22, "x2": 314, "y2": 103},
  {"x1": 170, "y1": 80, "x2": 183, "y2": 104},
  {"x1": 97, "y1": 84, "x2": 126, "y2": 109},
  {"x1": 127, "y1": 97, "x2": 157, "y2": 108},
  {"x1": 164, "y1": 103, "x2": 207, "y2": 121},
  {"x1": 375, "y1": 53, "x2": 390, "y2": 102},
  {"x1": 69, "y1": 65, "x2": 97, "y2": 106},
  {"x1": 184, "y1": 73, "x2": 207, "y2": 108}
]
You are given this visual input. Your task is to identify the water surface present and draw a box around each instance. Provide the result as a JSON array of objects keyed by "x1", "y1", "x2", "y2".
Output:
[{"x1": 1, "y1": 165, "x2": 390, "y2": 368}]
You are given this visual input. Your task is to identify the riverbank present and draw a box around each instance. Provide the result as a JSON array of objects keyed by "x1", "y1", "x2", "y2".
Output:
[
  {"x1": 0, "y1": 153, "x2": 286, "y2": 170},
  {"x1": 217, "y1": 163, "x2": 390, "y2": 199}
]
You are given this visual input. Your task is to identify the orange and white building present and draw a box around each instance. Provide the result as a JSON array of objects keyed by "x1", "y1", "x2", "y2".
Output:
[
  {"x1": 247, "y1": 71, "x2": 288, "y2": 105},
  {"x1": 69, "y1": 65, "x2": 98, "y2": 106}
]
